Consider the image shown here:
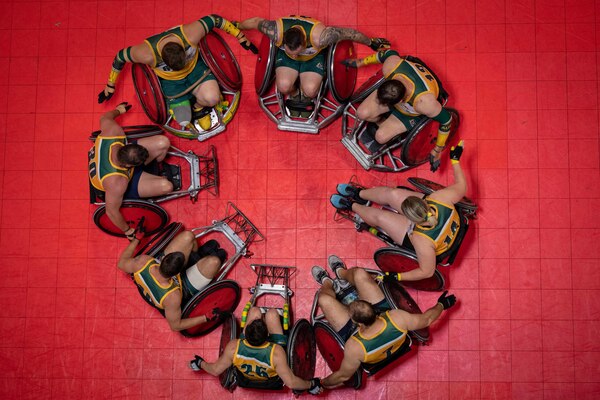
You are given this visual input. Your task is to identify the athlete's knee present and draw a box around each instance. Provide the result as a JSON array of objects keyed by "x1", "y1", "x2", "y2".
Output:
[
  {"x1": 317, "y1": 291, "x2": 336, "y2": 309},
  {"x1": 159, "y1": 178, "x2": 174, "y2": 194},
  {"x1": 301, "y1": 81, "x2": 320, "y2": 99},
  {"x1": 356, "y1": 105, "x2": 373, "y2": 121},
  {"x1": 265, "y1": 308, "x2": 280, "y2": 324},
  {"x1": 351, "y1": 267, "x2": 370, "y2": 283},
  {"x1": 276, "y1": 78, "x2": 295, "y2": 94},
  {"x1": 179, "y1": 230, "x2": 196, "y2": 245},
  {"x1": 198, "y1": 255, "x2": 221, "y2": 278},
  {"x1": 155, "y1": 135, "x2": 171, "y2": 152},
  {"x1": 375, "y1": 128, "x2": 393, "y2": 144},
  {"x1": 202, "y1": 91, "x2": 220, "y2": 108}
]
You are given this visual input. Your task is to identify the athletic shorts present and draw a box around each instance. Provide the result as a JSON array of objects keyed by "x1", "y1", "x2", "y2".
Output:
[
  {"x1": 123, "y1": 166, "x2": 143, "y2": 199},
  {"x1": 389, "y1": 108, "x2": 423, "y2": 132},
  {"x1": 275, "y1": 48, "x2": 326, "y2": 76},
  {"x1": 158, "y1": 58, "x2": 216, "y2": 104}
]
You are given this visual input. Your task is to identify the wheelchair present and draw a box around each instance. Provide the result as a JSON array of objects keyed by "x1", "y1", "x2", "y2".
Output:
[
  {"x1": 341, "y1": 56, "x2": 459, "y2": 172},
  {"x1": 334, "y1": 177, "x2": 477, "y2": 291},
  {"x1": 89, "y1": 125, "x2": 218, "y2": 237},
  {"x1": 131, "y1": 202, "x2": 265, "y2": 337},
  {"x1": 218, "y1": 264, "x2": 317, "y2": 393},
  {"x1": 132, "y1": 32, "x2": 241, "y2": 141},
  {"x1": 254, "y1": 35, "x2": 357, "y2": 134},
  {"x1": 310, "y1": 269, "x2": 430, "y2": 389}
]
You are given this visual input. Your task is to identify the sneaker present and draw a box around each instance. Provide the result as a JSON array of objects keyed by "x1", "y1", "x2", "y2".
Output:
[
  {"x1": 334, "y1": 279, "x2": 359, "y2": 305},
  {"x1": 330, "y1": 194, "x2": 353, "y2": 211},
  {"x1": 311, "y1": 266, "x2": 333, "y2": 286},
  {"x1": 336, "y1": 184, "x2": 367, "y2": 204},
  {"x1": 327, "y1": 255, "x2": 347, "y2": 280}
]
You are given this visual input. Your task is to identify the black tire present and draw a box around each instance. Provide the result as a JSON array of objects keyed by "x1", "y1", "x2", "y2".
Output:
[
  {"x1": 134, "y1": 222, "x2": 184, "y2": 258},
  {"x1": 132, "y1": 63, "x2": 168, "y2": 125},
  {"x1": 219, "y1": 314, "x2": 238, "y2": 389},
  {"x1": 381, "y1": 280, "x2": 430, "y2": 344},
  {"x1": 93, "y1": 200, "x2": 168, "y2": 238},
  {"x1": 374, "y1": 247, "x2": 445, "y2": 292},
  {"x1": 287, "y1": 319, "x2": 316, "y2": 381}
]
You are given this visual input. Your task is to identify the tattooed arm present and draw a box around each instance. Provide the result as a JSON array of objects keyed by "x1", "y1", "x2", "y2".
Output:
[
  {"x1": 317, "y1": 26, "x2": 371, "y2": 47},
  {"x1": 239, "y1": 17, "x2": 279, "y2": 41}
]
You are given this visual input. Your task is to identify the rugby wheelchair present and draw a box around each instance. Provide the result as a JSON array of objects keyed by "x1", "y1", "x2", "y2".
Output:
[
  {"x1": 89, "y1": 125, "x2": 218, "y2": 237},
  {"x1": 131, "y1": 202, "x2": 264, "y2": 337},
  {"x1": 132, "y1": 32, "x2": 241, "y2": 141},
  {"x1": 310, "y1": 269, "x2": 430, "y2": 389},
  {"x1": 255, "y1": 35, "x2": 357, "y2": 134},
  {"x1": 341, "y1": 56, "x2": 459, "y2": 172},
  {"x1": 335, "y1": 177, "x2": 477, "y2": 291},
  {"x1": 218, "y1": 264, "x2": 317, "y2": 393}
]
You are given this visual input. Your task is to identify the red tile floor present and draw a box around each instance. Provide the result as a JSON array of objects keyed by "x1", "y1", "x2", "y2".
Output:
[{"x1": 1, "y1": 0, "x2": 599, "y2": 398}]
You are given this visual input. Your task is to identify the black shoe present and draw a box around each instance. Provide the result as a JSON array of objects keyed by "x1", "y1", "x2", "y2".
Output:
[{"x1": 197, "y1": 239, "x2": 220, "y2": 258}]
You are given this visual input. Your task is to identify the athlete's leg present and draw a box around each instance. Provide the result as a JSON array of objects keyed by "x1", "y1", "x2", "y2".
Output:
[
  {"x1": 356, "y1": 90, "x2": 391, "y2": 122},
  {"x1": 244, "y1": 306, "x2": 263, "y2": 334},
  {"x1": 299, "y1": 71, "x2": 323, "y2": 99},
  {"x1": 337, "y1": 267, "x2": 385, "y2": 305},
  {"x1": 164, "y1": 230, "x2": 198, "y2": 263},
  {"x1": 192, "y1": 79, "x2": 221, "y2": 108},
  {"x1": 317, "y1": 280, "x2": 351, "y2": 332},
  {"x1": 193, "y1": 255, "x2": 221, "y2": 280},
  {"x1": 351, "y1": 204, "x2": 412, "y2": 245},
  {"x1": 265, "y1": 308, "x2": 284, "y2": 336},
  {"x1": 136, "y1": 172, "x2": 173, "y2": 197},
  {"x1": 357, "y1": 186, "x2": 423, "y2": 210},
  {"x1": 275, "y1": 66, "x2": 299, "y2": 95},
  {"x1": 136, "y1": 135, "x2": 170, "y2": 163},
  {"x1": 374, "y1": 113, "x2": 407, "y2": 144}
]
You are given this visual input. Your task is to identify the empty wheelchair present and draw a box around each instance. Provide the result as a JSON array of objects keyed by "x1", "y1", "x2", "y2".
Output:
[
  {"x1": 89, "y1": 125, "x2": 218, "y2": 237},
  {"x1": 310, "y1": 269, "x2": 430, "y2": 389},
  {"x1": 132, "y1": 32, "x2": 241, "y2": 141},
  {"x1": 218, "y1": 264, "x2": 317, "y2": 392},
  {"x1": 255, "y1": 35, "x2": 357, "y2": 134},
  {"x1": 132, "y1": 202, "x2": 264, "y2": 337},
  {"x1": 341, "y1": 56, "x2": 459, "y2": 172},
  {"x1": 334, "y1": 177, "x2": 477, "y2": 291}
]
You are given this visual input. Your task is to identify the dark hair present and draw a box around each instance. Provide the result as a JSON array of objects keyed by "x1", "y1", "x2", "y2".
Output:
[
  {"x1": 283, "y1": 27, "x2": 305, "y2": 51},
  {"x1": 116, "y1": 144, "x2": 149, "y2": 167},
  {"x1": 376, "y1": 80, "x2": 406, "y2": 107},
  {"x1": 349, "y1": 300, "x2": 377, "y2": 326},
  {"x1": 160, "y1": 252, "x2": 185, "y2": 277},
  {"x1": 161, "y1": 42, "x2": 186, "y2": 71},
  {"x1": 245, "y1": 319, "x2": 269, "y2": 346}
]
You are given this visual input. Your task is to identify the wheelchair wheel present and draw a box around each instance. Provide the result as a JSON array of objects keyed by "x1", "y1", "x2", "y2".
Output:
[
  {"x1": 328, "y1": 41, "x2": 357, "y2": 103},
  {"x1": 254, "y1": 35, "x2": 276, "y2": 96},
  {"x1": 219, "y1": 313, "x2": 238, "y2": 390},
  {"x1": 199, "y1": 32, "x2": 242, "y2": 92},
  {"x1": 374, "y1": 247, "x2": 445, "y2": 292},
  {"x1": 89, "y1": 125, "x2": 164, "y2": 141},
  {"x1": 93, "y1": 200, "x2": 168, "y2": 238},
  {"x1": 287, "y1": 319, "x2": 316, "y2": 381},
  {"x1": 381, "y1": 280, "x2": 430, "y2": 344},
  {"x1": 134, "y1": 222, "x2": 184, "y2": 258},
  {"x1": 313, "y1": 320, "x2": 363, "y2": 389},
  {"x1": 400, "y1": 108, "x2": 460, "y2": 167},
  {"x1": 181, "y1": 280, "x2": 241, "y2": 337},
  {"x1": 349, "y1": 70, "x2": 384, "y2": 103},
  {"x1": 132, "y1": 63, "x2": 168, "y2": 125},
  {"x1": 407, "y1": 176, "x2": 477, "y2": 214}
]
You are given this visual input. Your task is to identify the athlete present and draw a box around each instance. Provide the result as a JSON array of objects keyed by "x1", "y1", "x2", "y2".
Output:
[
  {"x1": 97, "y1": 15, "x2": 257, "y2": 130},
  {"x1": 190, "y1": 307, "x2": 323, "y2": 394},
  {"x1": 239, "y1": 15, "x2": 389, "y2": 104},
  {"x1": 311, "y1": 256, "x2": 456, "y2": 388},
  {"x1": 88, "y1": 103, "x2": 172, "y2": 238},
  {"x1": 117, "y1": 229, "x2": 227, "y2": 331},
  {"x1": 330, "y1": 141, "x2": 467, "y2": 281},
  {"x1": 343, "y1": 49, "x2": 456, "y2": 171}
]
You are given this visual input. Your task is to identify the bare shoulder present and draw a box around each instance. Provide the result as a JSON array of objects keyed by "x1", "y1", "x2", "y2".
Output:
[
  {"x1": 382, "y1": 55, "x2": 402, "y2": 75},
  {"x1": 129, "y1": 42, "x2": 155, "y2": 65},
  {"x1": 414, "y1": 93, "x2": 442, "y2": 116}
]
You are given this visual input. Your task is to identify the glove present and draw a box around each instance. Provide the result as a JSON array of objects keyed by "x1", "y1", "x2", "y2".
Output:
[
  {"x1": 189, "y1": 354, "x2": 205, "y2": 371},
  {"x1": 449, "y1": 140, "x2": 464, "y2": 164},
  {"x1": 375, "y1": 272, "x2": 401, "y2": 283},
  {"x1": 98, "y1": 84, "x2": 115, "y2": 103},
  {"x1": 237, "y1": 33, "x2": 258, "y2": 54},
  {"x1": 341, "y1": 58, "x2": 359, "y2": 68},
  {"x1": 369, "y1": 37, "x2": 390, "y2": 51},
  {"x1": 308, "y1": 378, "x2": 323, "y2": 395},
  {"x1": 429, "y1": 148, "x2": 442, "y2": 172},
  {"x1": 133, "y1": 216, "x2": 146, "y2": 241},
  {"x1": 116, "y1": 101, "x2": 132, "y2": 115},
  {"x1": 205, "y1": 308, "x2": 225, "y2": 322},
  {"x1": 437, "y1": 291, "x2": 457, "y2": 310}
]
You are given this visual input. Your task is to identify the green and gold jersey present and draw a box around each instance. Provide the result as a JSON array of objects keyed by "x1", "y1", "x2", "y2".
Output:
[
  {"x1": 133, "y1": 258, "x2": 181, "y2": 309},
  {"x1": 350, "y1": 311, "x2": 408, "y2": 365},
  {"x1": 144, "y1": 26, "x2": 199, "y2": 80},
  {"x1": 385, "y1": 58, "x2": 440, "y2": 117},
  {"x1": 275, "y1": 16, "x2": 324, "y2": 61},
  {"x1": 89, "y1": 135, "x2": 133, "y2": 191},
  {"x1": 413, "y1": 198, "x2": 461, "y2": 255},
  {"x1": 232, "y1": 339, "x2": 279, "y2": 381}
]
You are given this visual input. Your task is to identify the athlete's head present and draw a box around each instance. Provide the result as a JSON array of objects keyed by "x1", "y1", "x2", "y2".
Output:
[
  {"x1": 376, "y1": 80, "x2": 406, "y2": 107},
  {"x1": 283, "y1": 27, "x2": 306, "y2": 55},
  {"x1": 161, "y1": 42, "x2": 187, "y2": 71},
  {"x1": 349, "y1": 300, "x2": 377, "y2": 326},
  {"x1": 400, "y1": 196, "x2": 430, "y2": 224},
  {"x1": 159, "y1": 251, "x2": 186, "y2": 277},
  {"x1": 245, "y1": 319, "x2": 269, "y2": 346},
  {"x1": 117, "y1": 144, "x2": 149, "y2": 167}
]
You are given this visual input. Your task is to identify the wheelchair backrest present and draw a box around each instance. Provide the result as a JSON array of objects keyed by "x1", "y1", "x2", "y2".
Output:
[{"x1": 361, "y1": 335, "x2": 412, "y2": 376}]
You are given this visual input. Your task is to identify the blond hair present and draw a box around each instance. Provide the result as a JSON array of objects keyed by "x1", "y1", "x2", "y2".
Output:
[{"x1": 400, "y1": 196, "x2": 429, "y2": 224}]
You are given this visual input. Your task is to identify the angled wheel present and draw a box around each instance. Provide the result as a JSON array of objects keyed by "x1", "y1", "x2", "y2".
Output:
[
  {"x1": 374, "y1": 247, "x2": 445, "y2": 292},
  {"x1": 93, "y1": 200, "x2": 168, "y2": 238},
  {"x1": 313, "y1": 321, "x2": 363, "y2": 389},
  {"x1": 407, "y1": 176, "x2": 477, "y2": 214},
  {"x1": 287, "y1": 319, "x2": 316, "y2": 381},
  {"x1": 89, "y1": 125, "x2": 164, "y2": 141},
  {"x1": 328, "y1": 41, "x2": 357, "y2": 103},
  {"x1": 254, "y1": 35, "x2": 276, "y2": 96},
  {"x1": 132, "y1": 63, "x2": 168, "y2": 125},
  {"x1": 219, "y1": 313, "x2": 238, "y2": 390},
  {"x1": 181, "y1": 280, "x2": 241, "y2": 337},
  {"x1": 381, "y1": 281, "x2": 430, "y2": 344},
  {"x1": 134, "y1": 222, "x2": 184, "y2": 258},
  {"x1": 199, "y1": 32, "x2": 242, "y2": 92}
]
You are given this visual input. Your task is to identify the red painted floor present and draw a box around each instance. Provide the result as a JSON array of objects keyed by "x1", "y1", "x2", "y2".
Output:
[{"x1": 0, "y1": 0, "x2": 599, "y2": 398}]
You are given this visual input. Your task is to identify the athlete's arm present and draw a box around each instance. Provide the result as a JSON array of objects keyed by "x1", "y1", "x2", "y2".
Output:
[
  {"x1": 163, "y1": 292, "x2": 209, "y2": 331},
  {"x1": 392, "y1": 291, "x2": 456, "y2": 331},
  {"x1": 194, "y1": 15, "x2": 258, "y2": 53},
  {"x1": 343, "y1": 49, "x2": 400, "y2": 68},
  {"x1": 98, "y1": 43, "x2": 152, "y2": 103},
  {"x1": 321, "y1": 342, "x2": 362, "y2": 389},
  {"x1": 429, "y1": 142, "x2": 467, "y2": 205},
  {"x1": 317, "y1": 26, "x2": 389, "y2": 50},
  {"x1": 198, "y1": 340, "x2": 236, "y2": 376},
  {"x1": 414, "y1": 95, "x2": 454, "y2": 172},
  {"x1": 239, "y1": 17, "x2": 279, "y2": 42},
  {"x1": 117, "y1": 241, "x2": 149, "y2": 274},
  {"x1": 272, "y1": 345, "x2": 311, "y2": 390},
  {"x1": 103, "y1": 177, "x2": 130, "y2": 233},
  {"x1": 400, "y1": 237, "x2": 437, "y2": 281}
]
